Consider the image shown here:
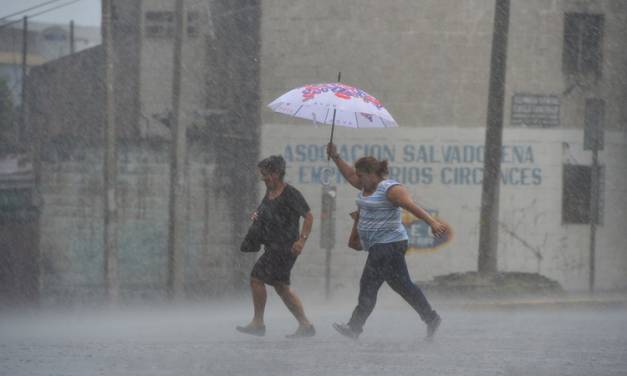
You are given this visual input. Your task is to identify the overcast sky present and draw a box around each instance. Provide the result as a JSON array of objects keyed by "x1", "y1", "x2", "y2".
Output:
[{"x1": 0, "y1": 0, "x2": 101, "y2": 26}]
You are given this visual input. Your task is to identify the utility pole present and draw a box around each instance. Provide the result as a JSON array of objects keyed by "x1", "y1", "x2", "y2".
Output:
[
  {"x1": 589, "y1": 147, "x2": 599, "y2": 293},
  {"x1": 69, "y1": 20, "x2": 75, "y2": 54},
  {"x1": 21, "y1": 14, "x2": 41, "y2": 304},
  {"x1": 19, "y1": 16, "x2": 28, "y2": 145},
  {"x1": 167, "y1": 0, "x2": 187, "y2": 300},
  {"x1": 477, "y1": 0, "x2": 510, "y2": 275},
  {"x1": 102, "y1": 0, "x2": 119, "y2": 304},
  {"x1": 584, "y1": 98, "x2": 605, "y2": 294}
]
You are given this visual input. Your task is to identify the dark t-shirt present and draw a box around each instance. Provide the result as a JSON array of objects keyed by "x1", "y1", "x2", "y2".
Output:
[{"x1": 257, "y1": 184, "x2": 310, "y2": 247}]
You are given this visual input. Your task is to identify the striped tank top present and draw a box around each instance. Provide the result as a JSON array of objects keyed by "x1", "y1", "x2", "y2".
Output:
[{"x1": 356, "y1": 179, "x2": 408, "y2": 251}]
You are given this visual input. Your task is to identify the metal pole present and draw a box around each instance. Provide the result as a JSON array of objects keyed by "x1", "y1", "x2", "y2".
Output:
[
  {"x1": 70, "y1": 20, "x2": 75, "y2": 54},
  {"x1": 477, "y1": 0, "x2": 510, "y2": 275},
  {"x1": 167, "y1": 0, "x2": 187, "y2": 300},
  {"x1": 325, "y1": 247, "x2": 331, "y2": 299},
  {"x1": 584, "y1": 97, "x2": 604, "y2": 294},
  {"x1": 328, "y1": 72, "x2": 341, "y2": 145},
  {"x1": 20, "y1": 16, "x2": 28, "y2": 145},
  {"x1": 22, "y1": 14, "x2": 41, "y2": 305},
  {"x1": 102, "y1": 0, "x2": 119, "y2": 305},
  {"x1": 589, "y1": 148, "x2": 598, "y2": 293},
  {"x1": 32, "y1": 76, "x2": 42, "y2": 307}
]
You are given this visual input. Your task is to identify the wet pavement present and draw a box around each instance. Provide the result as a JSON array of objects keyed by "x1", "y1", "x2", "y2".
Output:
[{"x1": 1, "y1": 298, "x2": 626, "y2": 376}]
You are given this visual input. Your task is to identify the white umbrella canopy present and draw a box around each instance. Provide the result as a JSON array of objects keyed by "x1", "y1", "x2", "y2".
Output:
[{"x1": 267, "y1": 82, "x2": 398, "y2": 141}]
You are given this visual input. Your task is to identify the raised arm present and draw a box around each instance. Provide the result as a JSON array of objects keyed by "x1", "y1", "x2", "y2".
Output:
[
  {"x1": 326, "y1": 143, "x2": 362, "y2": 190},
  {"x1": 387, "y1": 185, "x2": 450, "y2": 237}
]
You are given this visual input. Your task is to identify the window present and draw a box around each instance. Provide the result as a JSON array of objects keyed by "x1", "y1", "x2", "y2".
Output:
[
  {"x1": 187, "y1": 11, "x2": 200, "y2": 38},
  {"x1": 0, "y1": 189, "x2": 32, "y2": 211},
  {"x1": 562, "y1": 13, "x2": 604, "y2": 78},
  {"x1": 145, "y1": 11, "x2": 174, "y2": 38},
  {"x1": 562, "y1": 165, "x2": 591, "y2": 224},
  {"x1": 42, "y1": 27, "x2": 67, "y2": 42},
  {"x1": 145, "y1": 11, "x2": 200, "y2": 38},
  {"x1": 562, "y1": 164, "x2": 606, "y2": 225}
]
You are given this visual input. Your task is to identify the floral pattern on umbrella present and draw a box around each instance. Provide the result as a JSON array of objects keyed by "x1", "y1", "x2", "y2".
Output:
[{"x1": 268, "y1": 83, "x2": 398, "y2": 129}]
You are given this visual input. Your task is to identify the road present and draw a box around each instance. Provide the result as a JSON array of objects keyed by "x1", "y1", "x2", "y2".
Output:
[{"x1": 1, "y1": 298, "x2": 626, "y2": 376}]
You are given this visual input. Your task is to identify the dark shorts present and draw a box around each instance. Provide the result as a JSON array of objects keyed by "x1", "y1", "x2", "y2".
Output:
[{"x1": 250, "y1": 244, "x2": 297, "y2": 286}]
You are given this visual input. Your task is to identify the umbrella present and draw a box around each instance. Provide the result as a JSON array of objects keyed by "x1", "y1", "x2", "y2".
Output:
[{"x1": 267, "y1": 78, "x2": 398, "y2": 144}]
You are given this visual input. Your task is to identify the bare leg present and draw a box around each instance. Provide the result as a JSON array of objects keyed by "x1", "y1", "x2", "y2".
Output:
[
  {"x1": 250, "y1": 277, "x2": 267, "y2": 326},
  {"x1": 274, "y1": 283, "x2": 311, "y2": 327},
  {"x1": 236, "y1": 277, "x2": 268, "y2": 336}
]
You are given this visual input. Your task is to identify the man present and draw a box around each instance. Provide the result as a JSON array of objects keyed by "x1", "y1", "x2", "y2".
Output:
[{"x1": 237, "y1": 155, "x2": 316, "y2": 338}]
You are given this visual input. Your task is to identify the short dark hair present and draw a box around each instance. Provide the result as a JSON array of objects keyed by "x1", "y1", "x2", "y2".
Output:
[
  {"x1": 257, "y1": 155, "x2": 286, "y2": 179},
  {"x1": 354, "y1": 156, "x2": 388, "y2": 178}
]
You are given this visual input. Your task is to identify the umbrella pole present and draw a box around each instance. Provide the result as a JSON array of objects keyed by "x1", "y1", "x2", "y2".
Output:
[
  {"x1": 329, "y1": 110, "x2": 336, "y2": 144},
  {"x1": 327, "y1": 111, "x2": 336, "y2": 161},
  {"x1": 328, "y1": 71, "x2": 341, "y2": 145}
]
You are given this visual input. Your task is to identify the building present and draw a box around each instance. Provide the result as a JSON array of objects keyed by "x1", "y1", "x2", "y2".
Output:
[
  {"x1": 260, "y1": 0, "x2": 627, "y2": 294},
  {"x1": 0, "y1": 20, "x2": 100, "y2": 304},
  {"x1": 0, "y1": 20, "x2": 100, "y2": 104},
  {"x1": 13, "y1": 0, "x2": 261, "y2": 304},
  {"x1": 6, "y1": 0, "x2": 626, "y2": 305}
]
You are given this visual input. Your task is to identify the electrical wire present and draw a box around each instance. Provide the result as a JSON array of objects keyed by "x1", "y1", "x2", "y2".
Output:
[
  {"x1": 0, "y1": 0, "x2": 66, "y2": 23},
  {"x1": 0, "y1": 0, "x2": 84, "y2": 31}
]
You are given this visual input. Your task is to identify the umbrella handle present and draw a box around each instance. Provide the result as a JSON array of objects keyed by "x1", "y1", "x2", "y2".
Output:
[
  {"x1": 327, "y1": 71, "x2": 341, "y2": 159},
  {"x1": 328, "y1": 109, "x2": 337, "y2": 160},
  {"x1": 329, "y1": 110, "x2": 336, "y2": 142}
]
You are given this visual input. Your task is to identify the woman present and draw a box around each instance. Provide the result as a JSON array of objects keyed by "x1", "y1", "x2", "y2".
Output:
[
  {"x1": 327, "y1": 143, "x2": 450, "y2": 340},
  {"x1": 236, "y1": 155, "x2": 316, "y2": 338}
]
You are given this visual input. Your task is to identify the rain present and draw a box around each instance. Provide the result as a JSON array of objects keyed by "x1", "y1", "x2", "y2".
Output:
[{"x1": 1, "y1": 0, "x2": 626, "y2": 375}]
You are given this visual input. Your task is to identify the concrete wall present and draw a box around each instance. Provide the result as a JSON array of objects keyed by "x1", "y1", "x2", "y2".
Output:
[
  {"x1": 260, "y1": 0, "x2": 490, "y2": 128},
  {"x1": 38, "y1": 143, "x2": 256, "y2": 303},
  {"x1": 137, "y1": 0, "x2": 209, "y2": 138},
  {"x1": 28, "y1": 47, "x2": 105, "y2": 144},
  {"x1": 260, "y1": 0, "x2": 627, "y2": 131},
  {"x1": 26, "y1": 0, "x2": 263, "y2": 303},
  {"x1": 507, "y1": 0, "x2": 627, "y2": 131}
]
